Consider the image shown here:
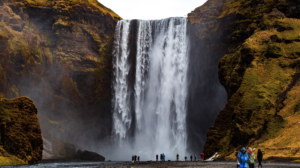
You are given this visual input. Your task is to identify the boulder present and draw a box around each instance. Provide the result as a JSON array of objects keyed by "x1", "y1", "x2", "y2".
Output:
[
  {"x1": 0, "y1": 95, "x2": 43, "y2": 165},
  {"x1": 75, "y1": 149, "x2": 105, "y2": 161}
]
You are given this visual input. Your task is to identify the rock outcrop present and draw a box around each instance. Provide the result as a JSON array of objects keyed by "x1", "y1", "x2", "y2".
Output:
[
  {"x1": 189, "y1": 0, "x2": 300, "y2": 161},
  {"x1": 0, "y1": 95, "x2": 43, "y2": 166},
  {"x1": 74, "y1": 149, "x2": 105, "y2": 161},
  {"x1": 0, "y1": 0, "x2": 121, "y2": 151}
]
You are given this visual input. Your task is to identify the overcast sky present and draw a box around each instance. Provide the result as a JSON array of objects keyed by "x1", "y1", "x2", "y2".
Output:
[{"x1": 99, "y1": 0, "x2": 207, "y2": 20}]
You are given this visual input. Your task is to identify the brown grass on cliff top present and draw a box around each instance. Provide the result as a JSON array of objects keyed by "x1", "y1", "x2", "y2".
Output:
[{"x1": 23, "y1": 0, "x2": 121, "y2": 19}]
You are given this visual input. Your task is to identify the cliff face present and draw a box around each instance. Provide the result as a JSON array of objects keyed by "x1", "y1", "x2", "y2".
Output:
[
  {"x1": 188, "y1": 0, "x2": 300, "y2": 160},
  {"x1": 0, "y1": 95, "x2": 42, "y2": 166},
  {"x1": 0, "y1": 0, "x2": 120, "y2": 147}
]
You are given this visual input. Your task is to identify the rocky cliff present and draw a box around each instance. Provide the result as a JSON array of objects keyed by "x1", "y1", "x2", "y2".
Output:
[
  {"x1": 188, "y1": 0, "x2": 300, "y2": 161},
  {"x1": 0, "y1": 0, "x2": 121, "y2": 149},
  {"x1": 0, "y1": 95, "x2": 43, "y2": 166}
]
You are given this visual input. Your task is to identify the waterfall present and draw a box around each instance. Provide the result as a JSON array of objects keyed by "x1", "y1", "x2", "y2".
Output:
[
  {"x1": 112, "y1": 17, "x2": 189, "y2": 160},
  {"x1": 112, "y1": 20, "x2": 131, "y2": 139}
]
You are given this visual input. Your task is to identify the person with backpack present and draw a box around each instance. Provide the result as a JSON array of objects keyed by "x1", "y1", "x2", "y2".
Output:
[
  {"x1": 238, "y1": 148, "x2": 249, "y2": 168},
  {"x1": 257, "y1": 149, "x2": 263, "y2": 168},
  {"x1": 176, "y1": 153, "x2": 179, "y2": 161},
  {"x1": 248, "y1": 148, "x2": 255, "y2": 168},
  {"x1": 201, "y1": 152, "x2": 205, "y2": 162}
]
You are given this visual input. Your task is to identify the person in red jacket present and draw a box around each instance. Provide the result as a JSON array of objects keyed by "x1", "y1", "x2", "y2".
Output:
[{"x1": 201, "y1": 152, "x2": 205, "y2": 162}]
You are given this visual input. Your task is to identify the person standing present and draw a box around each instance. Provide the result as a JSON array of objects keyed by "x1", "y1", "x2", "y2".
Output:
[
  {"x1": 160, "y1": 154, "x2": 162, "y2": 161},
  {"x1": 156, "y1": 154, "x2": 158, "y2": 161},
  {"x1": 163, "y1": 153, "x2": 165, "y2": 161},
  {"x1": 135, "y1": 155, "x2": 137, "y2": 162},
  {"x1": 235, "y1": 150, "x2": 240, "y2": 168},
  {"x1": 257, "y1": 149, "x2": 263, "y2": 168},
  {"x1": 132, "y1": 155, "x2": 134, "y2": 162},
  {"x1": 176, "y1": 153, "x2": 179, "y2": 161},
  {"x1": 190, "y1": 155, "x2": 192, "y2": 161},
  {"x1": 138, "y1": 156, "x2": 140, "y2": 162},
  {"x1": 185, "y1": 156, "x2": 187, "y2": 161},
  {"x1": 194, "y1": 154, "x2": 197, "y2": 161},
  {"x1": 201, "y1": 152, "x2": 205, "y2": 162},
  {"x1": 238, "y1": 148, "x2": 249, "y2": 168},
  {"x1": 248, "y1": 148, "x2": 255, "y2": 168}
]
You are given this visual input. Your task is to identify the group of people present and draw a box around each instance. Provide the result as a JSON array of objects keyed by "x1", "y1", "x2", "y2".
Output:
[
  {"x1": 155, "y1": 153, "x2": 205, "y2": 162},
  {"x1": 236, "y1": 148, "x2": 263, "y2": 168},
  {"x1": 131, "y1": 155, "x2": 140, "y2": 162},
  {"x1": 156, "y1": 153, "x2": 166, "y2": 161},
  {"x1": 185, "y1": 153, "x2": 204, "y2": 161}
]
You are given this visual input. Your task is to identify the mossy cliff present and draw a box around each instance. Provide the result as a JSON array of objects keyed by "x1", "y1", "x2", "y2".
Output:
[
  {"x1": 0, "y1": 95, "x2": 43, "y2": 166},
  {"x1": 0, "y1": 0, "x2": 121, "y2": 149},
  {"x1": 188, "y1": 0, "x2": 300, "y2": 160}
]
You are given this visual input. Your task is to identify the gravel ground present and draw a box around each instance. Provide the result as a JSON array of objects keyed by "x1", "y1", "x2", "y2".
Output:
[{"x1": 3, "y1": 161, "x2": 300, "y2": 168}]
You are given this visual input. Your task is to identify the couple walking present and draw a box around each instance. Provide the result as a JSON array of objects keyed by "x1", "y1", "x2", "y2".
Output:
[{"x1": 237, "y1": 148, "x2": 263, "y2": 168}]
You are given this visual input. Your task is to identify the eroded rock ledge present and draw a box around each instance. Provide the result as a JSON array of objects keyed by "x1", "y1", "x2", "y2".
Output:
[{"x1": 0, "y1": 95, "x2": 43, "y2": 166}]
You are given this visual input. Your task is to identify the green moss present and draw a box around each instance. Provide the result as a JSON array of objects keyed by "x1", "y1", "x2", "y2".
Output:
[
  {"x1": 0, "y1": 65, "x2": 6, "y2": 87},
  {"x1": 0, "y1": 97, "x2": 42, "y2": 164},
  {"x1": 266, "y1": 43, "x2": 284, "y2": 58},
  {"x1": 294, "y1": 102, "x2": 300, "y2": 113}
]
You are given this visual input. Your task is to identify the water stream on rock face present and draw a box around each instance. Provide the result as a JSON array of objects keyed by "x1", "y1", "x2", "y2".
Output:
[{"x1": 112, "y1": 17, "x2": 188, "y2": 160}]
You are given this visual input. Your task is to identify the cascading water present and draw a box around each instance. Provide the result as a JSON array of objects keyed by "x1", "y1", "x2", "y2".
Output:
[{"x1": 112, "y1": 17, "x2": 189, "y2": 160}]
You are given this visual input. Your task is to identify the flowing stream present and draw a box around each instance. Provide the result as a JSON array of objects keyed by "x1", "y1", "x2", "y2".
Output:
[{"x1": 112, "y1": 17, "x2": 189, "y2": 160}]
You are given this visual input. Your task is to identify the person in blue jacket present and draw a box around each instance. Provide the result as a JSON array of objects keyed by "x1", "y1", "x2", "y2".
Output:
[
  {"x1": 163, "y1": 153, "x2": 165, "y2": 161},
  {"x1": 238, "y1": 148, "x2": 249, "y2": 168}
]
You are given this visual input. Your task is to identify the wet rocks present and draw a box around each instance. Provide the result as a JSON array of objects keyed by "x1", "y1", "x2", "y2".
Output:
[{"x1": 74, "y1": 150, "x2": 105, "y2": 161}]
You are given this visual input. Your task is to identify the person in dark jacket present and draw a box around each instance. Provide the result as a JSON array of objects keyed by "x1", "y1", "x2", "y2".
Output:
[
  {"x1": 135, "y1": 155, "x2": 137, "y2": 161},
  {"x1": 160, "y1": 154, "x2": 163, "y2": 161},
  {"x1": 176, "y1": 153, "x2": 179, "y2": 161},
  {"x1": 190, "y1": 155, "x2": 192, "y2": 161},
  {"x1": 138, "y1": 156, "x2": 140, "y2": 161},
  {"x1": 156, "y1": 154, "x2": 158, "y2": 161},
  {"x1": 257, "y1": 149, "x2": 263, "y2": 168},
  {"x1": 185, "y1": 156, "x2": 187, "y2": 161}
]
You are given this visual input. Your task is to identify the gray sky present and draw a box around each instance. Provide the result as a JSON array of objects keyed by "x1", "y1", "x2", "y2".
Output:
[{"x1": 99, "y1": 0, "x2": 207, "y2": 20}]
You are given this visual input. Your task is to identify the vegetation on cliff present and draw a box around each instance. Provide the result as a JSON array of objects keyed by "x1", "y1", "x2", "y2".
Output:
[
  {"x1": 189, "y1": 0, "x2": 300, "y2": 161},
  {"x1": 0, "y1": 0, "x2": 119, "y2": 150},
  {"x1": 0, "y1": 95, "x2": 42, "y2": 166}
]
